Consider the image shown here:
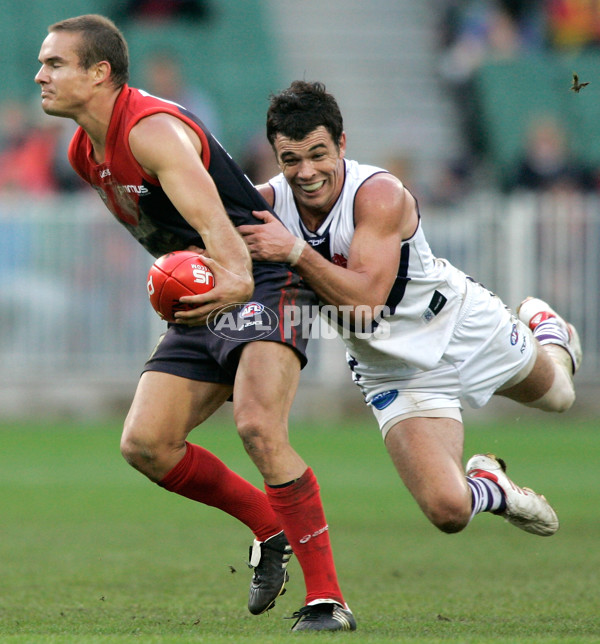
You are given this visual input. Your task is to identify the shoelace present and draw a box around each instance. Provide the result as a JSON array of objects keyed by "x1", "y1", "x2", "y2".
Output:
[{"x1": 287, "y1": 604, "x2": 330, "y2": 622}]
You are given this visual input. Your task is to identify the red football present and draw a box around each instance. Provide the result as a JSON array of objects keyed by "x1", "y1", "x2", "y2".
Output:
[{"x1": 147, "y1": 250, "x2": 215, "y2": 322}]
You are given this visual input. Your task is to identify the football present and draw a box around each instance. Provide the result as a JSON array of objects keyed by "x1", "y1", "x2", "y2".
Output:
[{"x1": 147, "y1": 250, "x2": 215, "y2": 322}]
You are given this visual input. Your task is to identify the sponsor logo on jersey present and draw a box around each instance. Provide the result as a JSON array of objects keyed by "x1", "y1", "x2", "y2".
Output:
[
  {"x1": 100, "y1": 168, "x2": 111, "y2": 178},
  {"x1": 422, "y1": 290, "x2": 447, "y2": 323},
  {"x1": 371, "y1": 390, "x2": 399, "y2": 410},
  {"x1": 332, "y1": 253, "x2": 347, "y2": 267},
  {"x1": 422, "y1": 309, "x2": 435, "y2": 323},
  {"x1": 122, "y1": 184, "x2": 150, "y2": 195},
  {"x1": 510, "y1": 323, "x2": 519, "y2": 345},
  {"x1": 307, "y1": 236, "x2": 327, "y2": 247}
]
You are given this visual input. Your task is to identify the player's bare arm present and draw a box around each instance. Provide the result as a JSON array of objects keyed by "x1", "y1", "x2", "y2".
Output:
[
  {"x1": 241, "y1": 174, "x2": 413, "y2": 322},
  {"x1": 129, "y1": 114, "x2": 253, "y2": 322}
]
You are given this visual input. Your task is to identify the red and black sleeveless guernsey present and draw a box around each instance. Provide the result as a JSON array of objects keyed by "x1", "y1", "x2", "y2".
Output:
[
  {"x1": 68, "y1": 85, "x2": 315, "y2": 378},
  {"x1": 69, "y1": 85, "x2": 276, "y2": 258}
]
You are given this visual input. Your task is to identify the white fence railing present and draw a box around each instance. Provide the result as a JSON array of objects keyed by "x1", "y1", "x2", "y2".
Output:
[
  {"x1": 0, "y1": 191, "x2": 598, "y2": 415},
  {"x1": 426, "y1": 191, "x2": 599, "y2": 376}
]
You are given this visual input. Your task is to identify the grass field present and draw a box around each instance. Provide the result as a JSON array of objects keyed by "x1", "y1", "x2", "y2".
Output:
[{"x1": 0, "y1": 415, "x2": 599, "y2": 643}]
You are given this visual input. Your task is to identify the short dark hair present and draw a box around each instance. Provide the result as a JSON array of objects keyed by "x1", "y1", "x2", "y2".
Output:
[
  {"x1": 49, "y1": 14, "x2": 129, "y2": 88},
  {"x1": 266, "y1": 81, "x2": 343, "y2": 147}
]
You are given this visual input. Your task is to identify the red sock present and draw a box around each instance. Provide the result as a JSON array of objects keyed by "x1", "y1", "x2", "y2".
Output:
[
  {"x1": 265, "y1": 468, "x2": 345, "y2": 606},
  {"x1": 159, "y1": 441, "x2": 281, "y2": 541}
]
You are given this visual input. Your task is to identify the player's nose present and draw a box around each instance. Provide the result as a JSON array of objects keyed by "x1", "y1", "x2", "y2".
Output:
[
  {"x1": 35, "y1": 66, "x2": 48, "y2": 84},
  {"x1": 296, "y1": 159, "x2": 316, "y2": 179}
]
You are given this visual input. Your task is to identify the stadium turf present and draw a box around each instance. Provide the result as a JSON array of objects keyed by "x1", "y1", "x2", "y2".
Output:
[{"x1": 0, "y1": 416, "x2": 598, "y2": 642}]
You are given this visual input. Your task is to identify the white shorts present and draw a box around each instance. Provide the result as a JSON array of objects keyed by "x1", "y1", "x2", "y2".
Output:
[{"x1": 348, "y1": 279, "x2": 537, "y2": 438}]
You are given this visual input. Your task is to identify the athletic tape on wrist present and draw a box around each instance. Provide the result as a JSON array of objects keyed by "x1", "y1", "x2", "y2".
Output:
[{"x1": 286, "y1": 238, "x2": 307, "y2": 266}]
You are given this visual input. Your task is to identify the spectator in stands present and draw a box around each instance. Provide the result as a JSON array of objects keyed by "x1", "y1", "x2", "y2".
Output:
[
  {"x1": 240, "y1": 132, "x2": 281, "y2": 185},
  {"x1": 507, "y1": 114, "x2": 594, "y2": 192},
  {"x1": 0, "y1": 101, "x2": 58, "y2": 195},
  {"x1": 112, "y1": 0, "x2": 213, "y2": 23},
  {"x1": 0, "y1": 99, "x2": 84, "y2": 195},
  {"x1": 141, "y1": 49, "x2": 222, "y2": 137},
  {"x1": 0, "y1": 100, "x2": 28, "y2": 154},
  {"x1": 545, "y1": 0, "x2": 600, "y2": 49},
  {"x1": 52, "y1": 119, "x2": 87, "y2": 192},
  {"x1": 438, "y1": 0, "x2": 544, "y2": 158}
]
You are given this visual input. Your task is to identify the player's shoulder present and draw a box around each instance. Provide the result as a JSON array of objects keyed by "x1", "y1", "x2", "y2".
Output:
[
  {"x1": 255, "y1": 181, "x2": 275, "y2": 206},
  {"x1": 355, "y1": 168, "x2": 406, "y2": 209},
  {"x1": 128, "y1": 111, "x2": 202, "y2": 164},
  {"x1": 125, "y1": 87, "x2": 192, "y2": 136},
  {"x1": 350, "y1": 161, "x2": 413, "y2": 233},
  {"x1": 344, "y1": 159, "x2": 402, "y2": 197}
]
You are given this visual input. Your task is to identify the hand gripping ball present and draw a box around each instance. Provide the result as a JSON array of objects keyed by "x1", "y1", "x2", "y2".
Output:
[{"x1": 147, "y1": 250, "x2": 215, "y2": 322}]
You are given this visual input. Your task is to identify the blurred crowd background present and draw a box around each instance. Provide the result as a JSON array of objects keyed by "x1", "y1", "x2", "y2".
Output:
[{"x1": 1, "y1": 0, "x2": 599, "y2": 420}]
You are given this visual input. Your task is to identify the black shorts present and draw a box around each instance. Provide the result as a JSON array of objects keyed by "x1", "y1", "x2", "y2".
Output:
[{"x1": 142, "y1": 262, "x2": 318, "y2": 385}]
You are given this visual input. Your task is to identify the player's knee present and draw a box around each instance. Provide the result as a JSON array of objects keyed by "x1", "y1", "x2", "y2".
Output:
[
  {"x1": 236, "y1": 412, "x2": 270, "y2": 449},
  {"x1": 529, "y1": 368, "x2": 575, "y2": 413},
  {"x1": 539, "y1": 388, "x2": 575, "y2": 413},
  {"x1": 431, "y1": 513, "x2": 470, "y2": 535},
  {"x1": 119, "y1": 428, "x2": 146, "y2": 469},
  {"x1": 120, "y1": 421, "x2": 165, "y2": 473},
  {"x1": 235, "y1": 408, "x2": 287, "y2": 460},
  {"x1": 425, "y1": 499, "x2": 471, "y2": 534}
]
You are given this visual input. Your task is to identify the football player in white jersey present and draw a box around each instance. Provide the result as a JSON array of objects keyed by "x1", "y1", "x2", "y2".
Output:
[{"x1": 239, "y1": 80, "x2": 582, "y2": 545}]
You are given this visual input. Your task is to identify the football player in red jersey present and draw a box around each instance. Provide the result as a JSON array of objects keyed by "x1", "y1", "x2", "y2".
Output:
[{"x1": 36, "y1": 16, "x2": 354, "y2": 632}]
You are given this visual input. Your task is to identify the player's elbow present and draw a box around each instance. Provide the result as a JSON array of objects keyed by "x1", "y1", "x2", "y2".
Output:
[
  {"x1": 243, "y1": 274, "x2": 254, "y2": 301},
  {"x1": 349, "y1": 300, "x2": 390, "y2": 328}
]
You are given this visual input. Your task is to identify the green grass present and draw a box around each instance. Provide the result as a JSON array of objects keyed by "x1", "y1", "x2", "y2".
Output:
[{"x1": 0, "y1": 416, "x2": 599, "y2": 642}]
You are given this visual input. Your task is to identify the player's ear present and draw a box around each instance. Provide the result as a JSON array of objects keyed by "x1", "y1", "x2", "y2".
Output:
[
  {"x1": 92, "y1": 60, "x2": 112, "y2": 86},
  {"x1": 338, "y1": 132, "x2": 347, "y2": 158}
]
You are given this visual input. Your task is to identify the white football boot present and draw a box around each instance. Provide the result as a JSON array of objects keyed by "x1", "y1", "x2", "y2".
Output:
[
  {"x1": 466, "y1": 453, "x2": 559, "y2": 536},
  {"x1": 517, "y1": 297, "x2": 582, "y2": 374}
]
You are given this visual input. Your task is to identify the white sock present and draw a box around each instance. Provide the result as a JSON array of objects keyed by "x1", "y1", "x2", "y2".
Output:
[
  {"x1": 467, "y1": 476, "x2": 506, "y2": 522},
  {"x1": 531, "y1": 318, "x2": 569, "y2": 348}
]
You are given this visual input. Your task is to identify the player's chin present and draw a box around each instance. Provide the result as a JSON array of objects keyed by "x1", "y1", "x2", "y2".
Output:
[
  {"x1": 41, "y1": 98, "x2": 72, "y2": 117},
  {"x1": 41, "y1": 102, "x2": 66, "y2": 117}
]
